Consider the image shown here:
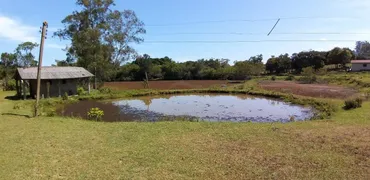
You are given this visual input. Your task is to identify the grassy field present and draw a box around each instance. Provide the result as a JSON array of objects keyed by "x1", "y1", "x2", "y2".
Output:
[{"x1": 0, "y1": 76, "x2": 370, "y2": 179}]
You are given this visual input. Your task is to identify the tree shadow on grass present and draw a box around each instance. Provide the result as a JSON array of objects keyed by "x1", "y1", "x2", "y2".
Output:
[
  {"x1": 1, "y1": 113, "x2": 32, "y2": 118},
  {"x1": 4, "y1": 95, "x2": 34, "y2": 101},
  {"x1": 5, "y1": 96, "x2": 23, "y2": 101}
]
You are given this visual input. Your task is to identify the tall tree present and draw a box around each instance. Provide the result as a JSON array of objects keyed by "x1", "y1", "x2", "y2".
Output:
[
  {"x1": 15, "y1": 42, "x2": 39, "y2": 67},
  {"x1": 54, "y1": 0, "x2": 146, "y2": 81},
  {"x1": 355, "y1": 41, "x2": 370, "y2": 59}
]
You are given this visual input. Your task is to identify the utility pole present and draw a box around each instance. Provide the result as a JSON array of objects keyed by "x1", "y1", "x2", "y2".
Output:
[
  {"x1": 34, "y1": 21, "x2": 48, "y2": 117},
  {"x1": 95, "y1": 66, "x2": 97, "y2": 89}
]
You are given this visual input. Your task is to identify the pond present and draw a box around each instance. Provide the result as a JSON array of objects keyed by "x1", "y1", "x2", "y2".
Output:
[{"x1": 58, "y1": 94, "x2": 314, "y2": 123}]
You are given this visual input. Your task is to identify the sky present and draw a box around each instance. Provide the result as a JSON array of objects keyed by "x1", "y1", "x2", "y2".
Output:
[{"x1": 0, "y1": 0, "x2": 370, "y2": 65}]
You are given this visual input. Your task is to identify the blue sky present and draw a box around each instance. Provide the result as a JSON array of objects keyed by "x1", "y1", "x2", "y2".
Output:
[{"x1": 1, "y1": 0, "x2": 370, "y2": 65}]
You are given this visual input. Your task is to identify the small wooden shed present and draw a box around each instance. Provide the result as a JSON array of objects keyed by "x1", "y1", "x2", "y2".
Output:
[{"x1": 15, "y1": 67, "x2": 94, "y2": 99}]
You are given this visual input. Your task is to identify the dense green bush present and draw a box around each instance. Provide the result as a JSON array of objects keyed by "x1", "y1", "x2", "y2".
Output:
[
  {"x1": 344, "y1": 98, "x2": 363, "y2": 110},
  {"x1": 77, "y1": 87, "x2": 85, "y2": 96},
  {"x1": 271, "y1": 76, "x2": 276, "y2": 81},
  {"x1": 3, "y1": 79, "x2": 16, "y2": 91},
  {"x1": 285, "y1": 75, "x2": 295, "y2": 81}
]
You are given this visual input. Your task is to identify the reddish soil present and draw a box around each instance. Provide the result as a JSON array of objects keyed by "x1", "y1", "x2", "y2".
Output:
[
  {"x1": 104, "y1": 80, "x2": 230, "y2": 90},
  {"x1": 259, "y1": 81, "x2": 358, "y2": 98}
]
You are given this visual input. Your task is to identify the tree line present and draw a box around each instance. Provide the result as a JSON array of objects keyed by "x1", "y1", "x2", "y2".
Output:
[
  {"x1": 113, "y1": 42, "x2": 369, "y2": 81},
  {"x1": 115, "y1": 54, "x2": 264, "y2": 81}
]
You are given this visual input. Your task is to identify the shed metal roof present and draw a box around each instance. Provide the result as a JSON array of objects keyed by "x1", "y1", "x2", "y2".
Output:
[
  {"x1": 351, "y1": 60, "x2": 370, "y2": 64},
  {"x1": 17, "y1": 67, "x2": 94, "y2": 80}
]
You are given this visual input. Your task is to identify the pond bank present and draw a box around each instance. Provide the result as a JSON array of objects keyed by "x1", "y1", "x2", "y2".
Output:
[{"x1": 41, "y1": 85, "x2": 338, "y2": 121}]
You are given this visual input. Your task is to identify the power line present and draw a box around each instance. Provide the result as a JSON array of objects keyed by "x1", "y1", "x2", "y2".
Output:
[
  {"x1": 142, "y1": 39, "x2": 359, "y2": 44},
  {"x1": 146, "y1": 17, "x2": 359, "y2": 27},
  {"x1": 146, "y1": 32, "x2": 370, "y2": 36}
]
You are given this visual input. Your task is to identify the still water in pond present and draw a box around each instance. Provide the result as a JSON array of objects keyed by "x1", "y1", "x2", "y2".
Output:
[{"x1": 59, "y1": 94, "x2": 314, "y2": 122}]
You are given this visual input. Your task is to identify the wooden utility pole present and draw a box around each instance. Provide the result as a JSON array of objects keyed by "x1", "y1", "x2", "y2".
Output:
[{"x1": 34, "y1": 21, "x2": 48, "y2": 117}]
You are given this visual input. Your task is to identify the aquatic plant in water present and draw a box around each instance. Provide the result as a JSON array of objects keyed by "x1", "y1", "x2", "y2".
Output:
[{"x1": 87, "y1": 107, "x2": 104, "y2": 121}]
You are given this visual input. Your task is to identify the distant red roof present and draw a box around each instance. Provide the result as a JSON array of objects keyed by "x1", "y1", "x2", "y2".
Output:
[{"x1": 351, "y1": 60, "x2": 370, "y2": 64}]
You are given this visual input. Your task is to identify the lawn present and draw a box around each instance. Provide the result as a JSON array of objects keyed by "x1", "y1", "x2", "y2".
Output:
[{"x1": 0, "y1": 83, "x2": 369, "y2": 179}]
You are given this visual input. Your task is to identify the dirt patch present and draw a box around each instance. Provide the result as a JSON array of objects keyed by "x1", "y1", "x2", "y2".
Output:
[
  {"x1": 259, "y1": 81, "x2": 358, "y2": 98},
  {"x1": 104, "y1": 80, "x2": 229, "y2": 90}
]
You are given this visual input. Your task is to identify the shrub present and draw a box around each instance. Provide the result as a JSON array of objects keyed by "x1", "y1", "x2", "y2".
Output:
[
  {"x1": 299, "y1": 67, "x2": 317, "y2": 84},
  {"x1": 3, "y1": 79, "x2": 16, "y2": 91},
  {"x1": 344, "y1": 98, "x2": 363, "y2": 110},
  {"x1": 285, "y1": 75, "x2": 295, "y2": 81},
  {"x1": 62, "y1": 92, "x2": 69, "y2": 101},
  {"x1": 99, "y1": 87, "x2": 112, "y2": 94},
  {"x1": 271, "y1": 76, "x2": 276, "y2": 81},
  {"x1": 77, "y1": 87, "x2": 85, "y2": 96},
  {"x1": 46, "y1": 109, "x2": 57, "y2": 117},
  {"x1": 316, "y1": 68, "x2": 327, "y2": 76},
  {"x1": 87, "y1": 107, "x2": 104, "y2": 121}
]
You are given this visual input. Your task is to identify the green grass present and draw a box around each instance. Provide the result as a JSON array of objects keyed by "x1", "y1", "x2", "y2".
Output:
[{"x1": 0, "y1": 76, "x2": 370, "y2": 179}]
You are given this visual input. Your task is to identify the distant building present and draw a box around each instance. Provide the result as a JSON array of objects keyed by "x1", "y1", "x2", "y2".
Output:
[
  {"x1": 351, "y1": 60, "x2": 370, "y2": 72},
  {"x1": 15, "y1": 67, "x2": 94, "y2": 99}
]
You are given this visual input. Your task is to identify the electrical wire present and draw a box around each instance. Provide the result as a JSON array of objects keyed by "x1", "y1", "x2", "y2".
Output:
[
  {"x1": 146, "y1": 17, "x2": 359, "y2": 27},
  {"x1": 145, "y1": 32, "x2": 370, "y2": 36},
  {"x1": 142, "y1": 39, "x2": 359, "y2": 44}
]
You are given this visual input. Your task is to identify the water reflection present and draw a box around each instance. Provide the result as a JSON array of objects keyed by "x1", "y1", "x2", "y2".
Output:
[{"x1": 111, "y1": 94, "x2": 313, "y2": 123}]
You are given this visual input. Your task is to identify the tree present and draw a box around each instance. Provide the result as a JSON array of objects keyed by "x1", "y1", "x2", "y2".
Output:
[
  {"x1": 116, "y1": 63, "x2": 140, "y2": 81},
  {"x1": 266, "y1": 56, "x2": 278, "y2": 73},
  {"x1": 133, "y1": 54, "x2": 153, "y2": 80},
  {"x1": 54, "y1": 0, "x2": 146, "y2": 82},
  {"x1": 327, "y1": 47, "x2": 353, "y2": 68},
  {"x1": 266, "y1": 54, "x2": 291, "y2": 74},
  {"x1": 1, "y1": 52, "x2": 17, "y2": 90},
  {"x1": 277, "y1": 53, "x2": 291, "y2": 73},
  {"x1": 234, "y1": 60, "x2": 264, "y2": 79},
  {"x1": 151, "y1": 65, "x2": 163, "y2": 79},
  {"x1": 248, "y1": 54, "x2": 263, "y2": 64},
  {"x1": 291, "y1": 51, "x2": 325, "y2": 72},
  {"x1": 355, "y1": 41, "x2": 370, "y2": 59},
  {"x1": 1, "y1": 53, "x2": 17, "y2": 67},
  {"x1": 15, "y1": 42, "x2": 39, "y2": 67}
]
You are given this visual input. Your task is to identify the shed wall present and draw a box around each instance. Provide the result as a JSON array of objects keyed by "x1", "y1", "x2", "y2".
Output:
[
  {"x1": 29, "y1": 79, "x2": 78, "y2": 98},
  {"x1": 352, "y1": 63, "x2": 370, "y2": 72}
]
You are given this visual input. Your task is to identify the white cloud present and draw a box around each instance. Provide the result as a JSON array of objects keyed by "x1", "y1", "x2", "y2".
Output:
[
  {"x1": 0, "y1": 16, "x2": 38, "y2": 42},
  {"x1": 46, "y1": 43, "x2": 66, "y2": 49}
]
